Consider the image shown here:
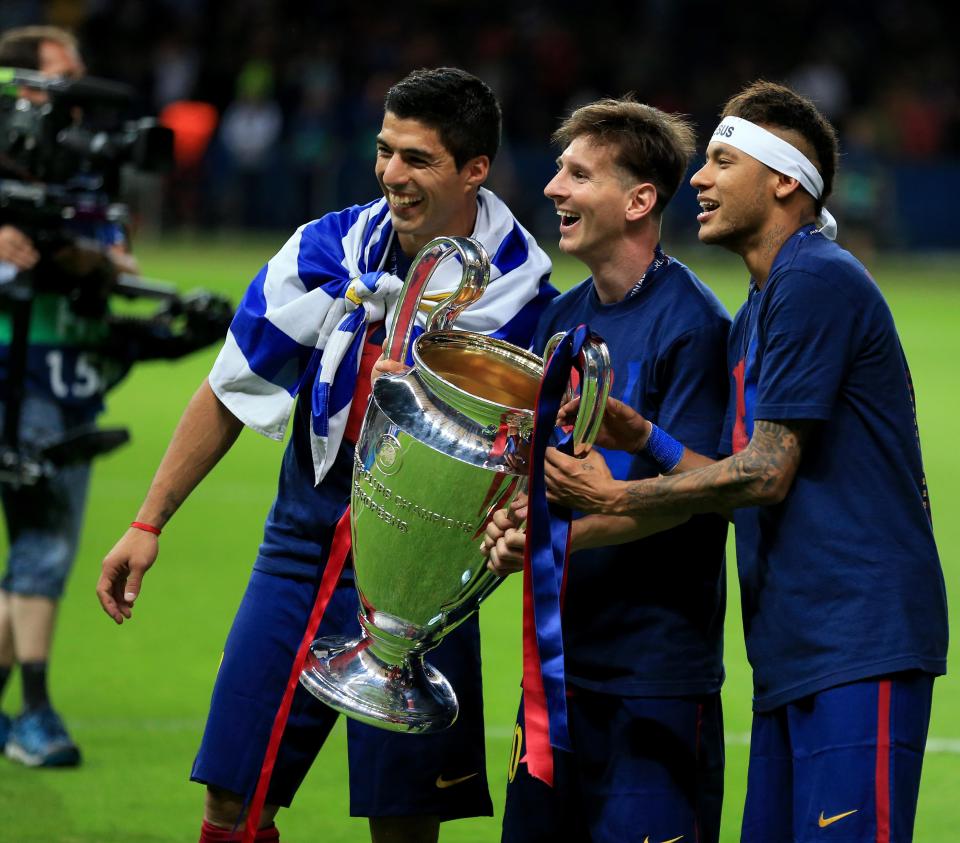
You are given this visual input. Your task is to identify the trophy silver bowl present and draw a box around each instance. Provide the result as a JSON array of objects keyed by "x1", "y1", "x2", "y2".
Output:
[{"x1": 300, "y1": 236, "x2": 611, "y2": 732}]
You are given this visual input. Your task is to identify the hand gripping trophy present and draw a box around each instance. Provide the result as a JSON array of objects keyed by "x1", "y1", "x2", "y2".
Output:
[{"x1": 300, "y1": 237, "x2": 610, "y2": 732}]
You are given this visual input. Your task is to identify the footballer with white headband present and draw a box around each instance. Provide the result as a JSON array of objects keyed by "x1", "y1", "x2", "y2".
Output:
[{"x1": 545, "y1": 80, "x2": 947, "y2": 843}]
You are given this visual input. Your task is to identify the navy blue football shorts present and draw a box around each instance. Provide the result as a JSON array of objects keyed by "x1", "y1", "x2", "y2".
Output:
[
  {"x1": 501, "y1": 689, "x2": 724, "y2": 843},
  {"x1": 742, "y1": 671, "x2": 934, "y2": 843},
  {"x1": 191, "y1": 569, "x2": 492, "y2": 819}
]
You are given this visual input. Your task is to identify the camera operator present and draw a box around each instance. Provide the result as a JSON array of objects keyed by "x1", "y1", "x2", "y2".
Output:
[{"x1": 0, "y1": 25, "x2": 230, "y2": 768}]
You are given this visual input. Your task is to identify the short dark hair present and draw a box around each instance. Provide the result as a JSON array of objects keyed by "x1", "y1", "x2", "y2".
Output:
[
  {"x1": 720, "y1": 81, "x2": 839, "y2": 213},
  {"x1": 0, "y1": 26, "x2": 78, "y2": 70},
  {"x1": 384, "y1": 67, "x2": 501, "y2": 170},
  {"x1": 553, "y1": 96, "x2": 696, "y2": 214}
]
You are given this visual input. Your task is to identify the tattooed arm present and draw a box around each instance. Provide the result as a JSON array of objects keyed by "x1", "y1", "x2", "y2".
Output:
[{"x1": 545, "y1": 419, "x2": 809, "y2": 517}]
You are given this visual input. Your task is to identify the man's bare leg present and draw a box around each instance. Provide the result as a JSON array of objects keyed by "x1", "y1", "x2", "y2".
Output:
[
  {"x1": 10, "y1": 594, "x2": 57, "y2": 662},
  {"x1": 0, "y1": 590, "x2": 14, "y2": 667},
  {"x1": 204, "y1": 785, "x2": 280, "y2": 830}
]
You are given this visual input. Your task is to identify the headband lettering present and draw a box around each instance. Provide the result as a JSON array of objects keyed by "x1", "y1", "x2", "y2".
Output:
[{"x1": 711, "y1": 115, "x2": 837, "y2": 240}]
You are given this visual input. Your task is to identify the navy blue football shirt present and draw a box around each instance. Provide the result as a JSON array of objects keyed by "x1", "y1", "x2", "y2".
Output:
[
  {"x1": 534, "y1": 254, "x2": 731, "y2": 697},
  {"x1": 724, "y1": 225, "x2": 948, "y2": 711}
]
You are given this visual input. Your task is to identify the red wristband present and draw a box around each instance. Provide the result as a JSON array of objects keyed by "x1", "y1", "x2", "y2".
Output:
[{"x1": 130, "y1": 521, "x2": 162, "y2": 536}]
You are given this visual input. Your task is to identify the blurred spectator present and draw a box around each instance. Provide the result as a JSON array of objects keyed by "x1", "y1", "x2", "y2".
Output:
[
  {"x1": 787, "y1": 48, "x2": 850, "y2": 122},
  {"x1": 283, "y1": 45, "x2": 339, "y2": 225},
  {"x1": 833, "y1": 110, "x2": 891, "y2": 263},
  {"x1": 216, "y1": 59, "x2": 282, "y2": 228},
  {"x1": 160, "y1": 99, "x2": 219, "y2": 228},
  {"x1": 882, "y1": 81, "x2": 948, "y2": 159},
  {"x1": 0, "y1": 0, "x2": 947, "y2": 245},
  {"x1": 152, "y1": 31, "x2": 200, "y2": 109}
]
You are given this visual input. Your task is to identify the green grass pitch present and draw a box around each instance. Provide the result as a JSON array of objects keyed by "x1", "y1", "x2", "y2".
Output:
[{"x1": 0, "y1": 235, "x2": 957, "y2": 841}]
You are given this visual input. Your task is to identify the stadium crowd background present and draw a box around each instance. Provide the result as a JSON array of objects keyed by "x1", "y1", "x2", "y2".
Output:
[{"x1": 2, "y1": 0, "x2": 958, "y2": 251}]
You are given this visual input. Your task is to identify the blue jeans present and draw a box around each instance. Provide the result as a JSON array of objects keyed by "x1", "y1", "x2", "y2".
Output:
[{"x1": 1, "y1": 394, "x2": 92, "y2": 599}]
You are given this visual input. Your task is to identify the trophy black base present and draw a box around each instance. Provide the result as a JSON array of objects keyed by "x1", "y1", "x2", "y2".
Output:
[{"x1": 300, "y1": 635, "x2": 459, "y2": 733}]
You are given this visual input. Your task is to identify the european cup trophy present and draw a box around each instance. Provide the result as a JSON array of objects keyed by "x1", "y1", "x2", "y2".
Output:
[{"x1": 299, "y1": 236, "x2": 611, "y2": 732}]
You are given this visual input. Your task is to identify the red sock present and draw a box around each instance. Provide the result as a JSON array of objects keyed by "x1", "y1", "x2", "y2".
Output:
[{"x1": 198, "y1": 819, "x2": 280, "y2": 842}]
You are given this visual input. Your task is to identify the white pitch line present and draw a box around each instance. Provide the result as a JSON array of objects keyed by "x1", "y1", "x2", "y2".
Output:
[{"x1": 925, "y1": 737, "x2": 960, "y2": 753}]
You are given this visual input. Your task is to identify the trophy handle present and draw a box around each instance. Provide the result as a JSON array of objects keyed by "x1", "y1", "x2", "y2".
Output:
[
  {"x1": 444, "y1": 334, "x2": 613, "y2": 627},
  {"x1": 384, "y1": 236, "x2": 491, "y2": 364},
  {"x1": 543, "y1": 332, "x2": 613, "y2": 453}
]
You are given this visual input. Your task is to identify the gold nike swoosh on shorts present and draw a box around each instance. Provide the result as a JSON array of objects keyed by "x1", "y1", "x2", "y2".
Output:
[
  {"x1": 435, "y1": 772, "x2": 479, "y2": 789},
  {"x1": 642, "y1": 836, "x2": 684, "y2": 843},
  {"x1": 818, "y1": 809, "x2": 858, "y2": 827}
]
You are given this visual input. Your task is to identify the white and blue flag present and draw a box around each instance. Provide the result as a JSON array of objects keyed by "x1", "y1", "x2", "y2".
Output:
[{"x1": 209, "y1": 187, "x2": 554, "y2": 484}]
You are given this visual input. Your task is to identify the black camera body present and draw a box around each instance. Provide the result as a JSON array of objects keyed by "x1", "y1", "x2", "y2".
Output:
[
  {"x1": 0, "y1": 68, "x2": 176, "y2": 303},
  {"x1": 0, "y1": 69, "x2": 232, "y2": 486},
  {"x1": 0, "y1": 69, "x2": 172, "y2": 191}
]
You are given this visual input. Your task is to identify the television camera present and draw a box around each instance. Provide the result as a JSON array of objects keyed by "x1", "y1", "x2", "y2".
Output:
[{"x1": 0, "y1": 68, "x2": 233, "y2": 486}]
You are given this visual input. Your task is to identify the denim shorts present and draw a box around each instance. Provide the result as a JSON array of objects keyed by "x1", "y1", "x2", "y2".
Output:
[{"x1": 1, "y1": 393, "x2": 92, "y2": 599}]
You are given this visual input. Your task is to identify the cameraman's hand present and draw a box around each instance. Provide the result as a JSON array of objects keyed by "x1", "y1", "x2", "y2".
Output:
[
  {"x1": 0, "y1": 225, "x2": 39, "y2": 270},
  {"x1": 107, "y1": 245, "x2": 140, "y2": 276},
  {"x1": 96, "y1": 528, "x2": 159, "y2": 624}
]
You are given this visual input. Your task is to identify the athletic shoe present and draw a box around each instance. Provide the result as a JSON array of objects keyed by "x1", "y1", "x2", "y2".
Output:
[
  {"x1": 5, "y1": 706, "x2": 81, "y2": 767},
  {"x1": 0, "y1": 711, "x2": 10, "y2": 751}
]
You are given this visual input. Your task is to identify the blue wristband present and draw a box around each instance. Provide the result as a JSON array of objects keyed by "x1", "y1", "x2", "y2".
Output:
[{"x1": 644, "y1": 423, "x2": 684, "y2": 473}]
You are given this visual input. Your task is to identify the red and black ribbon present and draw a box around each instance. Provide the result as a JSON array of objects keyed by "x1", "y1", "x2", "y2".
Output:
[
  {"x1": 521, "y1": 324, "x2": 591, "y2": 785},
  {"x1": 242, "y1": 508, "x2": 352, "y2": 842}
]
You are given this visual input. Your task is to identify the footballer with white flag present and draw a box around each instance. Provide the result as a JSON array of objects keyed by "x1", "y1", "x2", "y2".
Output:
[{"x1": 97, "y1": 67, "x2": 555, "y2": 843}]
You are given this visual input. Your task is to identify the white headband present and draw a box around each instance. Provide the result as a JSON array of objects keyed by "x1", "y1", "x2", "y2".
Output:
[{"x1": 711, "y1": 115, "x2": 837, "y2": 240}]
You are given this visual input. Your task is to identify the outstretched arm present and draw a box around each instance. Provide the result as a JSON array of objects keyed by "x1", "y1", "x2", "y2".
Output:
[
  {"x1": 96, "y1": 379, "x2": 244, "y2": 623},
  {"x1": 546, "y1": 419, "x2": 809, "y2": 517}
]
